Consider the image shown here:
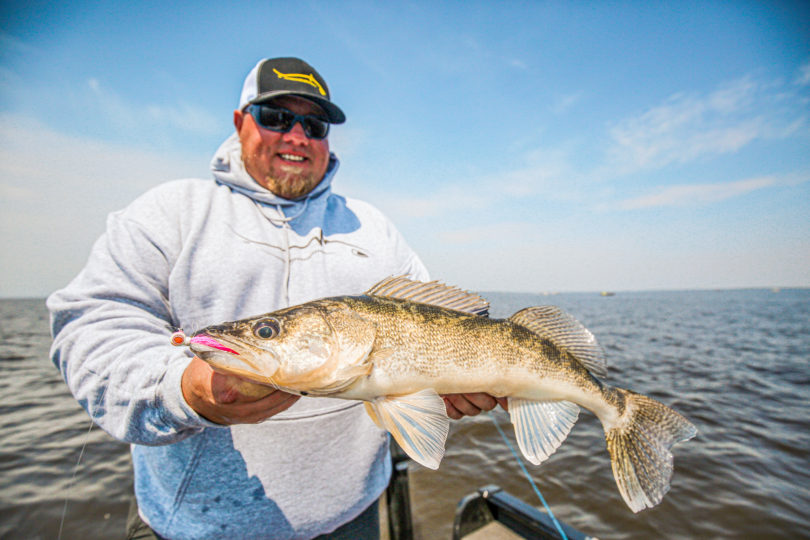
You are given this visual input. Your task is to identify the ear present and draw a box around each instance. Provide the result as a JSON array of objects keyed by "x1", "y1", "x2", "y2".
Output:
[{"x1": 233, "y1": 109, "x2": 244, "y2": 132}]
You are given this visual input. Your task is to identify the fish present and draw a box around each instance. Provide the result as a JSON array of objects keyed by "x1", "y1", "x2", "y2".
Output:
[{"x1": 174, "y1": 276, "x2": 697, "y2": 512}]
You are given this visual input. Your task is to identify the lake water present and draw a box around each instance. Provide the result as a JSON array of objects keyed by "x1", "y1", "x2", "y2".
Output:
[{"x1": 1, "y1": 289, "x2": 808, "y2": 539}]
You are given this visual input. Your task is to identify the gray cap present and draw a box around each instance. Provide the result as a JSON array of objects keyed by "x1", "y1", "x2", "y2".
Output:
[{"x1": 238, "y1": 57, "x2": 346, "y2": 123}]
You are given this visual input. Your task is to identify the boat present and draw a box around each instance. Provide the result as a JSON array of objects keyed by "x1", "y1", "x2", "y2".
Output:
[{"x1": 384, "y1": 442, "x2": 592, "y2": 539}]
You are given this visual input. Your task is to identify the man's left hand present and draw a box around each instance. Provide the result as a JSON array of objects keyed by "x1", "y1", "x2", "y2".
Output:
[{"x1": 442, "y1": 393, "x2": 508, "y2": 419}]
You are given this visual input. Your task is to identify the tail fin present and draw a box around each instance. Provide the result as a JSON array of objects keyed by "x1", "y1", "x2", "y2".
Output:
[{"x1": 606, "y1": 389, "x2": 697, "y2": 512}]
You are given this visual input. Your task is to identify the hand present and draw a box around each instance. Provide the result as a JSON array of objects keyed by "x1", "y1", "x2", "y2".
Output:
[
  {"x1": 442, "y1": 392, "x2": 508, "y2": 420},
  {"x1": 181, "y1": 356, "x2": 300, "y2": 425}
]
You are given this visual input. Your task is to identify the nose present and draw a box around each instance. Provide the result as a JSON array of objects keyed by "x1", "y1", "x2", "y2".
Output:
[{"x1": 282, "y1": 121, "x2": 309, "y2": 144}]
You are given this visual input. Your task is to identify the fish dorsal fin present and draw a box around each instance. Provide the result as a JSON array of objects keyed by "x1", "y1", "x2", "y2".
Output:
[
  {"x1": 366, "y1": 276, "x2": 489, "y2": 316},
  {"x1": 508, "y1": 398, "x2": 580, "y2": 465},
  {"x1": 509, "y1": 306, "x2": 607, "y2": 379},
  {"x1": 363, "y1": 389, "x2": 449, "y2": 470}
]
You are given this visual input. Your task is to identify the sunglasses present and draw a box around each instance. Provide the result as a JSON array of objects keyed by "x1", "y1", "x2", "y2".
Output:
[{"x1": 245, "y1": 104, "x2": 330, "y2": 140}]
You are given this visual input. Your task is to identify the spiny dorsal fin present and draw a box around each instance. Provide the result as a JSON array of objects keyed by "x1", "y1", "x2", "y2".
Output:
[
  {"x1": 366, "y1": 276, "x2": 489, "y2": 316},
  {"x1": 509, "y1": 306, "x2": 607, "y2": 378}
]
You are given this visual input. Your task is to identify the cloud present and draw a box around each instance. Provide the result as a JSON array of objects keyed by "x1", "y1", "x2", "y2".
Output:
[
  {"x1": 617, "y1": 175, "x2": 778, "y2": 210},
  {"x1": 0, "y1": 112, "x2": 209, "y2": 197},
  {"x1": 507, "y1": 57, "x2": 529, "y2": 71},
  {"x1": 437, "y1": 221, "x2": 529, "y2": 245},
  {"x1": 0, "y1": 112, "x2": 210, "y2": 296},
  {"x1": 605, "y1": 76, "x2": 807, "y2": 174},
  {"x1": 796, "y1": 60, "x2": 810, "y2": 86},
  {"x1": 550, "y1": 91, "x2": 584, "y2": 115},
  {"x1": 87, "y1": 78, "x2": 221, "y2": 137},
  {"x1": 387, "y1": 184, "x2": 491, "y2": 219},
  {"x1": 383, "y1": 68, "x2": 808, "y2": 224},
  {"x1": 0, "y1": 183, "x2": 33, "y2": 201},
  {"x1": 376, "y1": 152, "x2": 576, "y2": 222},
  {"x1": 0, "y1": 31, "x2": 39, "y2": 56}
]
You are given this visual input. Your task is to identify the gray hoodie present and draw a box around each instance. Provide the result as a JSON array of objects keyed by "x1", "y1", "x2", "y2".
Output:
[{"x1": 48, "y1": 133, "x2": 429, "y2": 539}]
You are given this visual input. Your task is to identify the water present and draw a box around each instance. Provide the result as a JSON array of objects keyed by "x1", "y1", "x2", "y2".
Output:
[{"x1": 1, "y1": 290, "x2": 808, "y2": 539}]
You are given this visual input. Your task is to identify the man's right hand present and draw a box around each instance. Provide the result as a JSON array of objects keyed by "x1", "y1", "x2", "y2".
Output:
[{"x1": 181, "y1": 356, "x2": 300, "y2": 425}]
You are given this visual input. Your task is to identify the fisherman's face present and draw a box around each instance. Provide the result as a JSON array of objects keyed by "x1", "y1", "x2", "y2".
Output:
[{"x1": 234, "y1": 96, "x2": 330, "y2": 200}]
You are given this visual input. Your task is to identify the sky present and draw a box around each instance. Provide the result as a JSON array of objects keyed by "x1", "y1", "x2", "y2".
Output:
[{"x1": 1, "y1": 1, "x2": 808, "y2": 297}]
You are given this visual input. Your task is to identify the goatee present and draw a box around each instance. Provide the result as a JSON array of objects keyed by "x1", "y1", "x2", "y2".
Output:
[{"x1": 263, "y1": 167, "x2": 321, "y2": 200}]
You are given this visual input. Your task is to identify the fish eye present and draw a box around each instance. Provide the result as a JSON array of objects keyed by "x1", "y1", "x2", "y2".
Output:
[{"x1": 253, "y1": 319, "x2": 280, "y2": 339}]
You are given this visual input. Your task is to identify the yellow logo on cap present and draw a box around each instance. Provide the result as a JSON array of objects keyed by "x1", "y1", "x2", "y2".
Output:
[{"x1": 273, "y1": 68, "x2": 326, "y2": 96}]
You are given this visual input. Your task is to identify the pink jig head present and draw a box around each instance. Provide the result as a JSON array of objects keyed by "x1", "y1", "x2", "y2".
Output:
[{"x1": 170, "y1": 330, "x2": 240, "y2": 355}]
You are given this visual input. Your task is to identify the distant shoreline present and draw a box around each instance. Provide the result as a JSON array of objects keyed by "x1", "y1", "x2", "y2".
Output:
[{"x1": 3, "y1": 286, "x2": 810, "y2": 301}]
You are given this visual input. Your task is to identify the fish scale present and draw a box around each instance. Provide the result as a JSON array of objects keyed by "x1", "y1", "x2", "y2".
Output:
[{"x1": 357, "y1": 300, "x2": 598, "y2": 391}]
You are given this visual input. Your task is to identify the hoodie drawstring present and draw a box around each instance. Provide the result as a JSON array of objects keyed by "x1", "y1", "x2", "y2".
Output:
[{"x1": 255, "y1": 198, "x2": 311, "y2": 307}]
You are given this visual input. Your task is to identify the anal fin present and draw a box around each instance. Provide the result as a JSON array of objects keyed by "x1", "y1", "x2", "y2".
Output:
[
  {"x1": 508, "y1": 398, "x2": 580, "y2": 465},
  {"x1": 364, "y1": 389, "x2": 449, "y2": 469}
]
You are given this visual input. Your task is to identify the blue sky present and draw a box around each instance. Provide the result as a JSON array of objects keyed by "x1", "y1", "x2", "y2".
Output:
[{"x1": 1, "y1": 1, "x2": 808, "y2": 296}]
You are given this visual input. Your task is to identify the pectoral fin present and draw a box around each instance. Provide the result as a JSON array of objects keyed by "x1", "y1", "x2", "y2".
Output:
[
  {"x1": 363, "y1": 401, "x2": 383, "y2": 429},
  {"x1": 364, "y1": 389, "x2": 449, "y2": 469},
  {"x1": 508, "y1": 397, "x2": 580, "y2": 465}
]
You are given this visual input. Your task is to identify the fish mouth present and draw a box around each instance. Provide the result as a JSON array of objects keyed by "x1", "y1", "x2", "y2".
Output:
[
  {"x1": 189, "y1": 334, "x2": 241, "y2": 355},
  {"x1": 189, "y1": 334, "x2": 276, "y2": 383}
]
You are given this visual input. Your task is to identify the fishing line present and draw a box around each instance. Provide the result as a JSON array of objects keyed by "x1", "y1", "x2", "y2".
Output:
[
  {"x1": 57, "y1": 384, "x2": 108, "y2": 540},
  {"x1": 487, "y1": 410, "x2": 569, "y2": 540}
]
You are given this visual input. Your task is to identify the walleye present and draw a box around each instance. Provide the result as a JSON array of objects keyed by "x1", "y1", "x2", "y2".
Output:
[{"x1": 174, "y1": 276, "x2": 696, "y2": 512}]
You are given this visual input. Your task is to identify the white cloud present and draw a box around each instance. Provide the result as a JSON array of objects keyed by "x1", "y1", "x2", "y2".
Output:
[
  {"x1": 387, "y1": 184, "x2": 491, "y2": 219},
  {"x1": 550, "y1": 91, "x2": 584, "y2": 115},
  {"x1": 87, "y1": 77, "x2": 221, "y2": 136},
  {"x1": 0, "y1": 183, "x2": 33, "y2": 201},
  {"x1": 327, "y1": 124, "x2": 366, "y2": 160},
  {"x1": 374, "y1": 159, "x2": 573, "y2": 223},
  {"x1": 379, "y1": 70, "x2": 808, "y2": 225},
  {"x1": 437, "y1": 221, "x2": 528, "y2": 245},
  {"x1": 0, "y1": 113, "x2": 210, "y2": 296},
  {"x1": 796, "y1": 60, "x2": 810, "y2": 86},
  {"x1": 372, "y1": 143, "x2": 580, "y2": 221},
  {"x1": 617, "y1": 176, "x2": 778, "y2": 210},
  {"x1": 605, "y1": 76, "x2": 806, "y2": 174},
  {"x1": 508, "y1": 58, "x2": 529, "y2": 70},
  {"x1": 0, "y1": 113, "x2": 209, "y2": 196},
  {"x1": 0, "y1": 31, "x2": 39, "y2": 56}
]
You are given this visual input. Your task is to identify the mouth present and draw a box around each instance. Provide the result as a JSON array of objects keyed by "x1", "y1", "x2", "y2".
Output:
[
  {"x1": 189, "y1": 334, "x2": 277, "y2": 383},
  {"x1": 278, "y1": 152, "x2": 308, "y2": 164},
  {"x1": 189, "y1": 334, "x2": 240, "y2": 355}
]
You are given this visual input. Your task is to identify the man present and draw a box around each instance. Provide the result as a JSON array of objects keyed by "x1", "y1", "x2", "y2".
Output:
[{"x1": 48, "y1": 57, "x2": 501, "y2": 539}]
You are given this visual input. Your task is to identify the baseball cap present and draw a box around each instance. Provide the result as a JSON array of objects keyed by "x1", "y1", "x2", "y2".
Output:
[{"x1": 238, "y1": 57, "x2": 346, "y2": 124}]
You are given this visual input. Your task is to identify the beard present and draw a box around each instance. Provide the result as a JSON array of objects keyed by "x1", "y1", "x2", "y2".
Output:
[{"x1": 262, "y1": 165, "x2": 322, "y2": 200}]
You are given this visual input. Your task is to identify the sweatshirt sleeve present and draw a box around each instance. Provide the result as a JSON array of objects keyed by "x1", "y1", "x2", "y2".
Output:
[{"x1": 48, "y1": 195, "x2": 221, "y2": 446}]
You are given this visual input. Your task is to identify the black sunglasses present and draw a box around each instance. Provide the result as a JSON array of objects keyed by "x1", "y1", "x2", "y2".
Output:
[{"x1": 245, "y1": 104, "x2": 330, "y2": 140}]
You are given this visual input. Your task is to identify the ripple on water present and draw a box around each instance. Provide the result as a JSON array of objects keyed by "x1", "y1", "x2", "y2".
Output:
[{"x1": 2, "y1": 290, "x2": 809, "y2": 539}]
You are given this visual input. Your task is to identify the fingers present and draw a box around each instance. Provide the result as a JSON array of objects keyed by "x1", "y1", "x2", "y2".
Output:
[
  {"x1": 442, "y1": 393, "x2": 502, "y2": 420},
  {"x1": 218, "y1": 390, "x2": 300, "y2": 425},
  {"x1": 201, "y1": 387, "x2": 301, "y2": 425},
  {"x1": 211, "y1": 371, "x2": 275, "y2": 403},
  {"x1": 181, "y1": 356, "x2": 300, "y2": 425}
]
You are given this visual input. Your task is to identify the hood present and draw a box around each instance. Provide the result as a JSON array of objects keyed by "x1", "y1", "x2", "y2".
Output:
[{"x1": 209, "y1": 133, "x2": 340, "y2": 210}]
